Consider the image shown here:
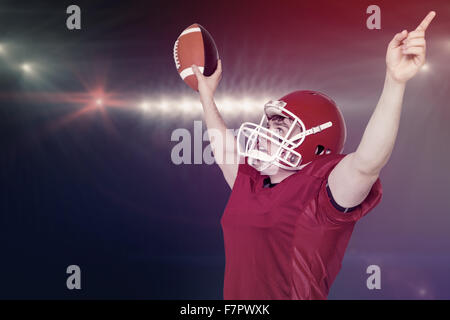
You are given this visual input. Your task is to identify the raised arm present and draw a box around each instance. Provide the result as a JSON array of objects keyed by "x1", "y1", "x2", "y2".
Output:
[
  {"x1": 192, "y1": 60, "x2": 239, "y2": 189},
  {"x1": 328, "y1": 11, "x2": 436, "y2": 208}
]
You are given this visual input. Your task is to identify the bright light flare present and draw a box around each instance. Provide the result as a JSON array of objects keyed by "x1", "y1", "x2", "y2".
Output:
[
  {"x1": 1, "y1": 90, "x2": 270, "y2": 124},
  {"x1": 140, "y1": 101, "x2": 149, "y2": 111},
  {"x1": 21, "y1": 63, "x2": 32, "y2": 73},
  {"x1": 133, "y1": 95, "x2": 268, "y2": 119},
  {"x1": 0, "y1": 44, "x2": 4, "y2": 54},
  {"x1": 158, "y1": 99, "x2": 170, "y2": 114},
  {"x1": 421, "y1": 63, "x2": 430, "y2": 72}
]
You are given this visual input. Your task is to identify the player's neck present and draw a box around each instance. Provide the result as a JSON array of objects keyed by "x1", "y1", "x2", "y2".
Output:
[
  {"x1": 268, "y1": 170, "x2": 296, "y2": 184},
  {"x1": 268, "y1": 162, "x2": 311, "y2": 184}
]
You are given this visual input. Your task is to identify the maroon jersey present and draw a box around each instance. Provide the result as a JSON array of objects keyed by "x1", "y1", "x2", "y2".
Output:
[{"x1": 220, "y1": 153, "x2": 382, "y2": 299}]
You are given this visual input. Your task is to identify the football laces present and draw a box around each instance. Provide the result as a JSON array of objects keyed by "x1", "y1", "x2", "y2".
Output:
[{"x1": 173, "y1": 39, "x2": 180, "y2": 69}]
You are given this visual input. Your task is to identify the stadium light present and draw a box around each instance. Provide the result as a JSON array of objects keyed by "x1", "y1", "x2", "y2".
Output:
[
  {"x1": 21, "y1": 63, "x2": 32, "y2": 73},
  {"x1": 140, "y1": 101, "x2": 149, "y2": 111}
]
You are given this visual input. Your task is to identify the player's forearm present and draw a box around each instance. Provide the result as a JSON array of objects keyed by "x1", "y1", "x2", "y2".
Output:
[
  {"x1": 200, "y1": 96, "x2": 237, "y2": 158},
  {"x1": 353, "y1": 72, "x2": 406, "y2": 176},
  {"x1": 201, "y1": 96, "x2": 227, "y2": 132}
]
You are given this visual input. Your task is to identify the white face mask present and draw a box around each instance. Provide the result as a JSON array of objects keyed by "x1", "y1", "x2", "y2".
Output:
[{"x1": 237, "y1": 100, "x2": 333, "y2": 172}]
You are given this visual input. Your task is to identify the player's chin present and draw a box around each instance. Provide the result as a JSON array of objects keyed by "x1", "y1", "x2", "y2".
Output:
[{"x1": 252, "y1": 161, "x2": 281, "y2": 176}]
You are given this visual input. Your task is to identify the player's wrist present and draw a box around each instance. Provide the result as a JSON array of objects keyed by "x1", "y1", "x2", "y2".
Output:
[
  {"x1": 385, "y1": 69, "x2": 408, "y2": 86},
  {"x1": 199, "y1": 93, "x2": 215, "y2": 105}
]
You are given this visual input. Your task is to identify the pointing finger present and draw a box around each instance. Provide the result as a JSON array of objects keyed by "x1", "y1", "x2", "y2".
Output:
[{"x1": 415, "y1": 11, "x2": 436, "y2": 32}]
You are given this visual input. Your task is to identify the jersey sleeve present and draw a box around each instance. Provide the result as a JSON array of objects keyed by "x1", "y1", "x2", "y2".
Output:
[{"x1": 316, "y1": 155, "x2": 383, "y2": 225}]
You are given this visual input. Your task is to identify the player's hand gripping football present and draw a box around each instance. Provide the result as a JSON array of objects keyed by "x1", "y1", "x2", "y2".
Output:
[
  {"x1": 386, "y1": 11, "x2": 436, "y2": 83},
  {"x1": 192, "y1": 59, "x2": 222, "y2": 103}
]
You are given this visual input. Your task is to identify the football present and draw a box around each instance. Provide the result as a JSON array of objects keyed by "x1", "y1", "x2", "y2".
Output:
[{"x1": 173, "y1": 23, "x2": 219, "y2": 91}]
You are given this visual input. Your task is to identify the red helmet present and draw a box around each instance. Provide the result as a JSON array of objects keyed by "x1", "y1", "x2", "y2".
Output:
[{"x1": 237, "y1": 90, "x2": 347, "y2": 170}]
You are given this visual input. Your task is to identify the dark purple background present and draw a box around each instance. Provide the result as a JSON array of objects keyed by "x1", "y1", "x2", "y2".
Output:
[{"x1": 0, "y1": 0, "x2": 449, "y2": 299}]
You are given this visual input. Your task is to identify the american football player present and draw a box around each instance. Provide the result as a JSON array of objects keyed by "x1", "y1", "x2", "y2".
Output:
[{"x1": 191, "y1": 11, "x2": 435, "y2": 299}]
